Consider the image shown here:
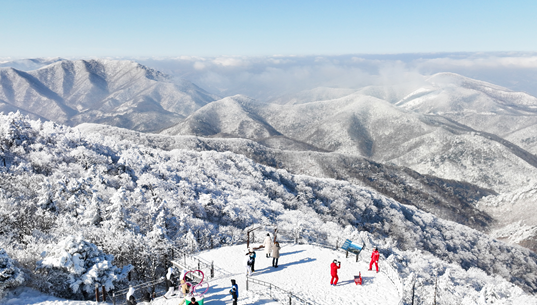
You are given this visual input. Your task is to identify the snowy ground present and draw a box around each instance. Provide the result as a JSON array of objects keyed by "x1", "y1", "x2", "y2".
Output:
[
  {"x1": 192, "y1": 243, "x2": 400, "y2": 305},
  {"x1": 1, "y1": 244, "x2": 400, "y2": 305}
]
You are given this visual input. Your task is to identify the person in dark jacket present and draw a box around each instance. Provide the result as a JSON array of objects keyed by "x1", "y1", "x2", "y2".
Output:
[
  {"x1": 141, "y1": 292, "x2": 151, "y2": 303},
  {"x1": 330, "y1": 259, "x2": 341, "y2": 285},
  {"x1": 229, "y1": 279, "x2": 238, "y2": 305},
  {"x1": 369, "y1": 247, "x2": 380, "y2": 273},
  {"x1": 127, "y1": 295, "x2": 137, "y2": 305},
  {"x1": 190, "y1": 297, "x2": 199, "y2": 305},
  {"x1": 249, "y1": 250, "x2": 256, "y2": 272}
]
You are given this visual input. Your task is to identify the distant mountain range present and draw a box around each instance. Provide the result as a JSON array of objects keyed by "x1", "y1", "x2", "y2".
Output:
[
  {"x1": 2, "y1": 59, "x2": 537, "y2": 253},
  {"x1": 0, "y1": 59, "x2": 218, "y2": 132},
  {"x1": 162, "y1": 92, "x2": 537, "y2": 194}
]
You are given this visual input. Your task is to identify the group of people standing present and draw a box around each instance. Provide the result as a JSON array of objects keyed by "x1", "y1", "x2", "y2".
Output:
[
  {"x1": 329, "y1": 247, "x2": 380, "y2": 286},
  {"x1": 245, "y1": 233, "x2": 281, "y2": 276}
]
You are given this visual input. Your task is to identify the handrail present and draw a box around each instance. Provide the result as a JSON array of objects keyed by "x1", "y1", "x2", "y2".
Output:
[{"x1": 247, "y1": 276, "x2": 316, "y2": 305}]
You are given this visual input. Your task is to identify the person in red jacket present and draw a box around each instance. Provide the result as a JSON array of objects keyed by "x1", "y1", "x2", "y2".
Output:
[
  {"x1": 330, "y1": 259, "x2": 341, "y2": 285},
  {"x1": 369, "y1": 247, "x2": 380, "y2": 272}
]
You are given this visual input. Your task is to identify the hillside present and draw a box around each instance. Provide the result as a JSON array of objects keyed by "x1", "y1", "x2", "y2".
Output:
[
  {"x1": 396, "y1": 72, "x2": 537, "y2": 150},
  {"x1": 82, "y1": 123, "x2": 496, "y2": 231},
  {"x1": 162, "y1": 93, "x2": 537, "y2": 194},
  {"x1": 1, "y1": 113, "x2": 537, "y2": 304},
  {"x1": 0, "y1": 59, "x2": 218, "y2": 132}
]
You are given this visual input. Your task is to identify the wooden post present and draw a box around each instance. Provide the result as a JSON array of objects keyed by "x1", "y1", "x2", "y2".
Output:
[
  {"x1": 198, "y1": 261, "x2": 201, "y2": 276},
  {"x1": 246, "y1": 277, "x2": 249, "y2": 291},
  {"x1": 112, "y1": 292, "x2": 116, "y2": 305},
  {"x1": 411, "y1": 281, "x2": 415, "y2": 305},
  {"x1": 434, "y1": 273, "x2": 438, "y2": 305},
  {"x1": 247, "y1": 231, "x2": 250, "y2": 249},
  {"x1": 211, "y1": 261, "x2": 214, "y2": 278},
  {"x1": 289, "y1": 293, "x2": 292, "y2": 305},
  {"x1": 273, "y1": 228, "x2": 278, "y2": 243},
  {"x1": 101, "y1": 286, "x2": 106, "y2": 302},
  {"x1": 95, "y1": 284, "x2": 100, "y2": 302}
]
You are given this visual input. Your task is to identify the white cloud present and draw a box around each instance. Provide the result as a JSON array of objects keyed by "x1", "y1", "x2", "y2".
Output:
[{"x1": 135, "y1": 53, "x2": 537, "y2": 101}]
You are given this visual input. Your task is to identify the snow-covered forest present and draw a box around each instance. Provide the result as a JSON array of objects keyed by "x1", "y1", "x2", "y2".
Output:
[{"x1": 1, "y1": 111, "x2": 537, "y2": 303}]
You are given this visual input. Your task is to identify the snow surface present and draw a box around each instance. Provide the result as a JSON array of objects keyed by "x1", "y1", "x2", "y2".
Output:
[
  {"x1": 2, "y1": 244, "x2": 401, "y2": 305},
  {"x1": 4, "y1": 244, "x2": 537, "y2": 305}
]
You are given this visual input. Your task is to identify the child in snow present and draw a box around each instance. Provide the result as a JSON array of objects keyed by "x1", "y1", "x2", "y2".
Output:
[
  {"x1": 369, "y1": 247, "x2": 380, "y2": 273},
  {"x1": 245, "y1": 250, "x2": 253, "y2": 276},
  {"x1": 229, "y1": 279, "x2": 238, "y2": 305},
  {"x1": 330, "y1": 259, "x2": 341, "y2": 285},
  {"x1": 263, "y1": 233, "x2": 272, "y2": 258},
  {"x1": 272, "y1": 241, "x2": 281, "y2": 267}
]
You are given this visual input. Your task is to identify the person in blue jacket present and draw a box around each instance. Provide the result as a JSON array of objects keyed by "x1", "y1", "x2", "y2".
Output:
[
  {"x1": 249, "y1": 250, "x2": 256, "y2": 272},
  {"x1": 229, "y1": 279, "x2": 238, "y2": 305}
]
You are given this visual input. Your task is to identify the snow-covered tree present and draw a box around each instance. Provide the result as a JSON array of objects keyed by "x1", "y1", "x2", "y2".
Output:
[
  {"x1": 0, "y1": 249, "x2": 24, "y2": 297},
  {"x1": 37, "y1": 235, "x2": 132, "y2": 299}
]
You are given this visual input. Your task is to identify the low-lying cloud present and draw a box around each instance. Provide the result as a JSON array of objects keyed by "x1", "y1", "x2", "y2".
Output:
[{"x1": 136, "y1": 53, "x2": 537, "y2": 101}]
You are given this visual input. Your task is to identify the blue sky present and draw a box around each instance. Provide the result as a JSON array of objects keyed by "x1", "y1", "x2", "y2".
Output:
[{"x1": 1, "y1": 0, "x2": 536, "y2": 57}]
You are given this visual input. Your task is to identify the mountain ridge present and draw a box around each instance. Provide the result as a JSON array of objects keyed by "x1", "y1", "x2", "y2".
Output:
[{"x1": 0, "y1": 59, "x2": 219, "y2": 132}]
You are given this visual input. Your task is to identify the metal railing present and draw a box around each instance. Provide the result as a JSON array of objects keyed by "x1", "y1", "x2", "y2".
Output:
[
  {"x1": 110, "y1": 277, "x2": 166, "y2": 305},
  {"x1": 246, "y1": 276, "x2": 316, "y2": 305}
]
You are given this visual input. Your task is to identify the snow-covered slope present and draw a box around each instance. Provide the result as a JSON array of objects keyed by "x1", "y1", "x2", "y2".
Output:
[
  {"x1": 268, "y1": 87, "x2": 358, "y2": 105},
  {"x1": 165, "y1": 92, "x2": 537, "y2": 193},
  {"x1": 82, "y1": 123, "x2": 496, "y2": 231},
  {"x1": 162, "y1": 95, "x2": 281, "y2": 139},
  {"x1": 0, "y1": 57, "x2": 65, "y2": 71},
  {"x1": 0, "y1": 59, "x2": 218, "y2": 132},
  {"x1": 396, "y1": 72, "x2": 537, "y2": 147}
]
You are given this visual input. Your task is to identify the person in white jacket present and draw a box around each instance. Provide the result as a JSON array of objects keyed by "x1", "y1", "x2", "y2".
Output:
[{"x1": 263, "y1": 233, "x2": 272, "y2": 258}]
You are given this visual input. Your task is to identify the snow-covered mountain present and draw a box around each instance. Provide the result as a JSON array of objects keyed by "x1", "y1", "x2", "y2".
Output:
[
  {"x1": 0, "y1": 59, "x2": 218, "y2": 132},
  {"x1": 162, "y1": 93, "x2": 537, "y2": 194},
  {"x1": 156, "y1": 74, "x2": 537, "y2": 253},
  {"x1": 1, "y1": 112, "x2": 537, "y2": 304},
  {"x1": 0, "y1": 57, "x2": 65, "y2": 71},
  {"x1": 397, "y1": 72, "x2": 537, "y2": 151}
]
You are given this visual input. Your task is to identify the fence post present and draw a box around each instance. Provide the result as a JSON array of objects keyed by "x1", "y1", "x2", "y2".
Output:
[
  {"x1": 102, "y1": 286, "x2": 106, "y2": 302},
  {"x1": 289, "y1": 292, "x2": 292, "y2": 305},
  {"x1": 211, "y1": 261, "x2": 214, "y2": 278},
  {"x1": 112, "y1": 292, "x2": 116, "y2": 305},
  {"x1": 434, "y1": 272, "x2": 438, "y2": 305},
  {"x1": 95, "y1": 284, "x2": 100, "y2": 302},
  {"x1": 246, "y1": 277, "x2": 249, "y2": 291},
  {"x1": 411, "y1": 281, "x2": 415, "y2": 305},
  {"x1": 198, "y1": 260, "x2": 201, "y2": 276}
]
